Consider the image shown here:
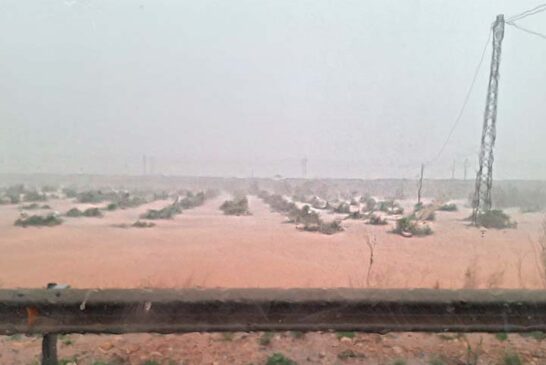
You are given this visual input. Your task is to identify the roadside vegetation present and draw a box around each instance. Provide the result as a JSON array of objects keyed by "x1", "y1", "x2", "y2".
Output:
[{"x1": 266, "y1": 353, "x2": 297, "y2": 365}]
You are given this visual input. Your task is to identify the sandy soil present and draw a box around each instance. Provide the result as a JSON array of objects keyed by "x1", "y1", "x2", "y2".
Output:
[
  {"x1": 0, "y1": 196, "x2": 544, "y2": 290},
  {"x1": 0, "y1": 195, "x2": 545, "y2": 364},
  {"x1": 1, "y1": 331, "x2": 546, "y2": 365}
]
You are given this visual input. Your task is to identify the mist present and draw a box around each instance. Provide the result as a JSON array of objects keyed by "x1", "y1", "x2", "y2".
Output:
[{"x1": 1, "y1": 0, "x2": 545, "y2": 179}]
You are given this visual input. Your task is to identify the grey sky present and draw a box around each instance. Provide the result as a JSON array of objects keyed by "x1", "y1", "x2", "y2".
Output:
[{"x1": 0, "y1": 0, "x2": 545, "y2": 179}]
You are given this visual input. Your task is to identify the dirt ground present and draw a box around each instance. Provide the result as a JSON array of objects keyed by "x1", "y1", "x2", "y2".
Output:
[{"x1": 0, "y1": 195, "x2": 545, "y2": 364}]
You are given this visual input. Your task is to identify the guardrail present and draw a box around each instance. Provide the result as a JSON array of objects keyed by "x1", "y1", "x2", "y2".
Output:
[{"x1": 1, "y1": 288, "x2": 546, "y2": 364}]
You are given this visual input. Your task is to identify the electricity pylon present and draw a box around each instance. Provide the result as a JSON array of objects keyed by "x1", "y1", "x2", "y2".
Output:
[{"x1": 473, "y1": 14, "x2": 505, "y2": 221}]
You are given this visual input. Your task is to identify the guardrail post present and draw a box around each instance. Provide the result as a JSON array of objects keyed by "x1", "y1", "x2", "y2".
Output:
[
  {"x1": 41, "y1": 283, "x2": 69, "y2": 365},
  {"x1": 41, "y1": 333, "x2": 57, "y2": 365}
]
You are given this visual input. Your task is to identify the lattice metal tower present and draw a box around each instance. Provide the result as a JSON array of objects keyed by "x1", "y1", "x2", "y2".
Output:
[{"x1": 473, "y1": 14, "x2": 505, "y2": 221}]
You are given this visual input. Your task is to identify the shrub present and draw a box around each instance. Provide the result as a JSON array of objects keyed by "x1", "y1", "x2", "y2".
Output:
[
  {"x1": 66, "y1": 207, "x2": 103, "y2": 218},
  {"x1": 15, "y1": 213, "x2": 62, "y2": 227},
  {"x1": 495, "y1": 333, "x2": 508, "y2": 341},
  {"x1": 179, "y1": 192, "x2": 206, "y2": 209},
  {"x1": 367, "y1": 213, "x2": 387, "y2": 225},
  {"x1": 132, "y1": 220, "x2": 155, "y2": 228},
  {"x1": 141, "y1": 203, "x2": 182, "y2": 220},
  {"x1": 115, "y1": 195, "x2": 148, "y2": 209},
  {"x1": 261, "y1": 192, "x2": 341, "y2": 235},
  {"x1": 106, "y1": 203, "x2": 118, "y2": 211},
  {"x1": 377, "y1": 200, "x2": 403, "y2": 215},
  {"x1": 83, "y1": 207, "x2": 103, "y2": 217},
  {"x1": 438, "y1": 203, "x2": 458, "y2": 212},
  {"x1": 153, "y1": 191, "x2": 170, "y2": 200},
  {"x1": 474, "y1": 210, "x2": 516, "y2": 229},
  {"x1": 289, "y1": 205, "x2": 321, "y2": 226},
  {"x1": 62, "y1": 188, "x2": 78, "y2": 198},
  {"x1": 412, "y1": 205, "x2": 436, "y2": 221},
  {"x1": 337, "y1": 349, "x2": 365, "y2": 360},
  {"x1": 387, "y1": 206, "x2": 404, "y2": 215},
  {"x1": 23, "y1": 191, "x2": 47, "y2": 202},
  {"x1": 66, "y1": 208, "x2": 83, "y2": 217},
  {"x1": 266, "y1": 353, "x2": 297, "y2": 365},
  {"x1": 364, "y1": 197, "x2": 377, "y2": 212},
  {"x1": 502, "y1": 352, "x2": 522, "y2": 365},
  {"x1": 220, "y1": 196, "x2": 250, "y2": 216},
  {"x1": 0, "y1": 194, "x2": 20, "y2": 204},
  {"x1": 76, "y1": 190, "x2": 114, "y2": 203},
  {"x1": 20, "y1": 203, "x2": 50, "y2": 210},
  {"x1": 377, "y1": 200, "x2": 393, "y2": 212},
  {"x1": 394, "y1": 217, "x2": 432, "y2": 237},
  {"x1": 332, "y1": 203, "x2": 351, "y2": 214},
  {"x1": 290, "y1": 331, "x2": 305, "y2": 339},
  {"x1": 316, "y1": 220, "x2": 343, "y2": 235},
  {"x1": 310, "y1": 196, "x2": 328, "y2": 210},
  {"x1": 336, "y1": 331, "x2": 355, "y2": 339}
]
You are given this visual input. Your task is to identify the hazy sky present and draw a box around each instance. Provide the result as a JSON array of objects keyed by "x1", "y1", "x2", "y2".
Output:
[{"x1": 1, "y1": 0, "x2": 545, "y2": 179}]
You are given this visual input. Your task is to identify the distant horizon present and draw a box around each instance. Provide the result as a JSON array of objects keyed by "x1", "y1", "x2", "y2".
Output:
[{"x1": 1, "y1": 171, "x2": 545, "y2": 183}]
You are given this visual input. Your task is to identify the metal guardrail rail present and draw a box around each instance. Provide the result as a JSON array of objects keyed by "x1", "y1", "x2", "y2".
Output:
[{"x1": 1, "y1": 288, "x2": 546, "y2": 364}]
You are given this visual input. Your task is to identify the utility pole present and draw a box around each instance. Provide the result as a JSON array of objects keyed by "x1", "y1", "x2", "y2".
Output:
[
  {"x1": 464, "y1": 158, "x2": 469, "y2": 180},
  {"x1": 142, "y1": 155, "x2": 147, "y2": 176},
  {"x1": 301, "y1": 157, "x2": 308, "y2": 178},
  {"x1": 451, "y1": 160, "x2": 456, "y2": 180},
  {"x1": 473, "y1": 14, "x2": 505, "y2": 221},
  {"x1": 417, "y1": 163, "x2": 424, "y2": 205},
  {"x1": 149, "y1": 156, "x2": 155, "y2": 175}
]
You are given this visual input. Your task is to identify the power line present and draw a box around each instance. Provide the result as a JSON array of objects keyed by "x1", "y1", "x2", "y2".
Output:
[
  {"x1": 427, "y1": 27, "x2": 493, "y2": 165},
  {"x1": 507, "y1": 21, "x2": 546, "y2": 41},
  {"x1": 506, "y1": 3, "x2": 546, "y2": 22}
]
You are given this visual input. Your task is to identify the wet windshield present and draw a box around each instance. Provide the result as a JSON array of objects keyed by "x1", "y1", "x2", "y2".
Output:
[{"x1": 1, "y1": 1, "x2": 545, "y2": 364}]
